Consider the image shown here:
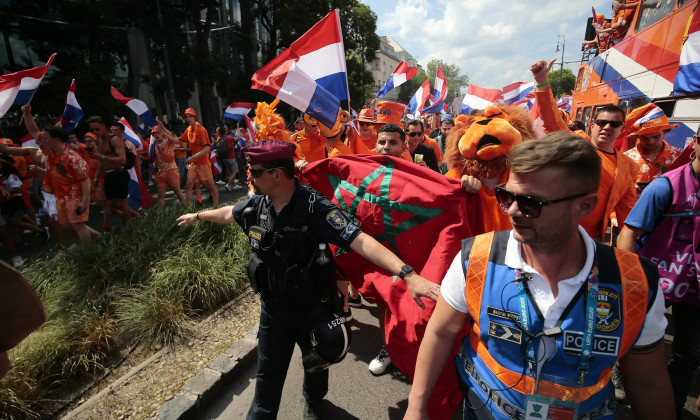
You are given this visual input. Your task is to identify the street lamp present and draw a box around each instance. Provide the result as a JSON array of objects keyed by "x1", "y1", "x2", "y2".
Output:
[{"x1": 555, "y1": 34, "x2": 565, "y2": 99}]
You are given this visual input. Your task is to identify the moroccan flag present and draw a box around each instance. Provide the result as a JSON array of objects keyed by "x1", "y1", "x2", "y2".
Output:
[{"x1": 303, "y1": 155, "x2": 482, "y2": 419}]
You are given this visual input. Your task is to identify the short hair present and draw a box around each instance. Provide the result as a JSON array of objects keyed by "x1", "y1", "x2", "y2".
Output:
[
  {"x1": 45, "y1": 126, "x2": 69, "y2": 143},
  {"x1": 594, "y1": 105, "x2": 625, "y2": 120},
  {"x1": 569, "y1": 120, "x2": 586, "y2": 131},
  {"x1": 110, "y1": 122, "x2": 125, "y2": 131},
  {"x1": 440, "y1": 118, "x2": 454, "y2": 126},
  {"x1": 87, "y1": 116, "x2": 106, "y2": 125},
  {"x1": 509, "y1": 132, "x2": 601, "y2": 193},
  {"x1": 378, "y1": 123, "x2": 405, "y2": 142},
  {"x1": 405, "y1": 119, "x2": 424, "y2": 132},
  {"x1": 261, "y1": 158, "x2": 295, "y2": 179}
]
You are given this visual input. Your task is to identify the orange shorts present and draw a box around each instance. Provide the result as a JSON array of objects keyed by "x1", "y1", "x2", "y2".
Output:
[
  {"x1": 155, "y1": 168, "x2": 180, "y2": 188},
  {"x1": 56, "y1": 196, "x2": 89, "y2": 224},
  {"x1": 187, "y1": 164, "x2": 213, "y2": 182}
]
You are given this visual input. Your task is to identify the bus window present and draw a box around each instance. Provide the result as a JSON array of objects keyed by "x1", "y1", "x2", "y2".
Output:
[
  {"x1": 678, "y1": 0, "x2": 691, "y2": 7},
  {"x1": 635, "y1": 0, "x2": 675, "y2": 32},
  {"x1": 618, "y1": 98, "x2": 631, "y2": 115},
  {"x1": 630, "y1": 96, "x2": 647, "y2": 110},
  {"x1": 582, "y1": 107, "x2": 593, "y2": 133},
  {"x1": 575, "y1": 108, "x2": 583, "y2": 122}
]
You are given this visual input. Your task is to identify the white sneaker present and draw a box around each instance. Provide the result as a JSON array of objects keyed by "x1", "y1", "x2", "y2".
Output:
[
  {"x1": 224, "y1": 184, "x2": 233, "y2": 192},
  {"x1": 369, "y1": 346, "x2": 391, "y2": 375},
  {"x1": 233, "y1": 184, "x2": 243, "y2": 189},
  {"x1": 11, "y1": 256, "x2": 24, "y2": 268}
]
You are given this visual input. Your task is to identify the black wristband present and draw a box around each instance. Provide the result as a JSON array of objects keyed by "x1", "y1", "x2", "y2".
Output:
[
  {"x1": 399, "y1": 264, "x2": 414, "y2": 280},
  {"x1": 196, "y1": 212, "x2": 202, "y2": 221}
]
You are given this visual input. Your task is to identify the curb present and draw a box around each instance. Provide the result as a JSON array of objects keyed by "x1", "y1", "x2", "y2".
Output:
[{"x1": 158, "y1": 322, "x2": 259, "y2": 420}]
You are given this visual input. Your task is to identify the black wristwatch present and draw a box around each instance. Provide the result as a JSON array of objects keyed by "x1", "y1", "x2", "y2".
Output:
[{"x1": 398, "y1": 264, "x2": 414, "y2": 280}]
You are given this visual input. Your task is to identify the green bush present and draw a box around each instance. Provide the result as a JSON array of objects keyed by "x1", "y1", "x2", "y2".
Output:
[{"x1": 0, "y1": 205, "x2": 249, "y2": 418}]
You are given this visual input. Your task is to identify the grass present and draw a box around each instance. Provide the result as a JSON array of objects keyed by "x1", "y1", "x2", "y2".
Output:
[{"x1": 0, "y1": 205, "x2": 249, "y2": 419}]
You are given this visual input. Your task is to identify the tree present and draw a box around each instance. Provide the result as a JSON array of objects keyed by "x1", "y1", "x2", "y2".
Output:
[
  {"x1": 548, "y1": 68, "x2": 576, "y2": 99},
  {"x1": 425, "y1": 59, "x2": 469, "y2": 104}
]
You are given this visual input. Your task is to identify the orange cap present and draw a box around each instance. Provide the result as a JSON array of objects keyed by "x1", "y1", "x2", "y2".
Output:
[
  {"x1": 375, "y1": 102, "x2": 405, "y2": 125},
  {"x1": 183, "y1": 108, "x2": 197, "y2": 119},
  {"x1": 357, "y1": 108, "x2": 376, "y2": 123}
]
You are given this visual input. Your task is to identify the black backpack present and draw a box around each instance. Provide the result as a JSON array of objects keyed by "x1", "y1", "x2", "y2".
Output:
[
  {"x1": 109, "y1": 138, "x2": 136, "y2": 170},
  {"x1": 214, "y1": 138, "x2": 228, "y2": 158}
]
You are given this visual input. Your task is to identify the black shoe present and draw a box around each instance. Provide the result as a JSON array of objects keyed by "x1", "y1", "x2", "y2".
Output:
[
  {"x1": 348, "y1": 295, "x2": 363, "y2": 307},
  {"x1": 341, "y1": 309, "x2": 353, "y2": 321},
  {"x1": 303, "y1": 401, "x2": 320, "y2": 420}
]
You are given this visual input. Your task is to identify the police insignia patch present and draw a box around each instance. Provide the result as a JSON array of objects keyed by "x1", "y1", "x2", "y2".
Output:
[
  {"x1": 596, "y1": 288, "x2": 621, "y2": 332},
  {"x1": 325, "y1": 209, "x2": 347, "y2": 230},
  {"x1": 340, "y1": 224, "x2": 357, "y2": 240},
  {"x1": 488, "y1": 321, "x2": 522, "y2": 344}
]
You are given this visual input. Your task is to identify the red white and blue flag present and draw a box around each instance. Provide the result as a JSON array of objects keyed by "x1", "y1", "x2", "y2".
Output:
[
  {"x1": 251, "y1": 10, "x2": 347, "y2": 128},
  {"x1": 224, "y1": 101, "x2": 254, "y2": 121},
  {"x1": 243, "y1": 114, "x2": 257, "y2": 145},
  {"x1": 673, "y1": 5, "x2": 700, "y2": 94},
  {"x1": 118, "y1": 118, "x2": 154, "y2": 210},
  {"x1": 408, "y1": 79, "x2": 431, "y2": 117},
  {"x1": 502, "y1": 81, "x2": 534, "y2": 105},
  {"x1": 210, "y1": 147, "x2": 222, "y2": 176},
  {"x1": 557, "y1": 94, "x2": 572, "y2": 112},
  {"x1": 20, "y1": 133, "x2": 37, "y2": 148},
  {"x1": 460, "y1": 84, "x2": 502, "y2": 114},
  {"x1": 110, "y1": 87, "x2": 158, "y2": 128},
  {"x1": 54, "y1": 79, "x2": 83, "y2": 134},
  {"x1": 422, "y1": 66, "x2": 448, "y2": 114},
  {"x1": 377, "y1": 61, "x2": 418, "y2": 98},
  {"x1": 0, "y1": 53, "x2": 56, "y2": 118}
]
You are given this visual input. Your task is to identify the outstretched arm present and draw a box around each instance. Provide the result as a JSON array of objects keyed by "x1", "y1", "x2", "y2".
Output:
[
  {"x1": 177, "y1": 205, "x2": 236, "y2": 226},
  {"x1": 349, "y1": 232, "x2": 441, "y2": 308}
]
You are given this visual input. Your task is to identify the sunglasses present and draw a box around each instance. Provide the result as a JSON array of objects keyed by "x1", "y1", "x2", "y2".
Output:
[
  {"x1": 358, "y1": 122, "x2": 371, "y2": 127},
  {"x1": 406, "y1": 132, "x2": 423, "y2": 137},
  {"x1": 248, "y1": 166, "x2": 282, "y2": 178},
  {"x1": 494, "y1": 184, "x2": 588, "y2": 218},
  {"x1": 593, "y1": 119, "x2": 623, "y2": 128}
]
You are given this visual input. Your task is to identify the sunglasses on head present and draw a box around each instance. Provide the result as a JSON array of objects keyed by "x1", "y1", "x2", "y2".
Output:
[
  {"x1": 248, "y1": 166, "x2": 282, "y2": 178},
  {"x1": 594, "y1": 119, "x2": 623, "y2": 128},
  {"x1": 406, "y1": 132, "x2": 423, "y2": 137},
  {"x1": 494, "y1": 184, "x2": 588, "y2": 218}
]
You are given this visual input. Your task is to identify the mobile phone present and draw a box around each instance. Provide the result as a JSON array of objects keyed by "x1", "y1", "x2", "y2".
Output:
[{"x1": 76, "y1": 207, "x2": 84, "y2": 215}]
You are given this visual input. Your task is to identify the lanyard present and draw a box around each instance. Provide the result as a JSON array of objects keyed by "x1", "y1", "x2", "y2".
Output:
[{"x1": 514, "y1": 260, "x2": 599, "y2": 385}]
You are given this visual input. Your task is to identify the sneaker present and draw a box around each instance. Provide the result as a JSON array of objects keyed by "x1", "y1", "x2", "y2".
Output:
[
  {"x1": 40, "y1": 226, "x2": 50, "y2": 242},
  {"x1": 215, "y1": 180, "x2": 226, "y2": 185},
  {"x1": 341, "y1": 309, "x2": 353, "y2": 322},
  {"x1": 302, "y1": 400, "x2": 320, "y2": 420},
  {"x1": 233, "y1": 184, "x2": 244, "y2": 189},
  {"x1": 611, "y1": 363, "x2": 627, "y2": 404},
  {"x1": 369, "y1": 346, "x2": 391, "y2": 376},
  {"x1": 224, "y1": 184, "x2": 232, "y2": 192},
  {"x1": 348, "y1": 295, "x2": 363, "y2": 307},
  {"x1": 11, "y1": 256, "x2": 24, "y2": 268}
]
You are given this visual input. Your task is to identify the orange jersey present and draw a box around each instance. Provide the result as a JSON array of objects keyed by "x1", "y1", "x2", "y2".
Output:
[
  {"x1": 292, "y1": 130, "x2": 326, "y2": 163},
  {"x1": 446, "y1": 168, "x2": 511, "y2": 233},
  {"x1": 51, "y1": 148, "x2": 89, "y2": 199},
  {"x1": 422, "y1": 137, "x2": 443, "y2": 162},
  {"x1": 327, "y1": 141, "x2": 354, "y2": 158},
  {"x1": 179, "y1": 123, "x2": 210, "y2": 165}
]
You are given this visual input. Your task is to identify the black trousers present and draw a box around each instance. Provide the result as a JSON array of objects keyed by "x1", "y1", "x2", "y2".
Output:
[
  {"x1": 668, "y1": 302, "x2": 700, "y2": 415},
  {"x1": 247, "y1": 298, "x2": 328, "y2": 419}
]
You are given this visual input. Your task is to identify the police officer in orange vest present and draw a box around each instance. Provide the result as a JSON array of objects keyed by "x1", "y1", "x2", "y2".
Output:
[{"x1": 405, "y1": 132, "x2": 673, "y2": 420}]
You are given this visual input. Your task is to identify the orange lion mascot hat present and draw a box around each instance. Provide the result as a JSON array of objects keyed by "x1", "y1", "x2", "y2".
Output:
[{"x1": 253, "y1": 99, "x2": 290, "y2": 143}]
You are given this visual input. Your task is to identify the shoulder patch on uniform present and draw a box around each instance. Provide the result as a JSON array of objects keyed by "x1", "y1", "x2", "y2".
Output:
[
  {"x1": 596, "y1": 288, "x2": 622, "y2": 332},
  {"x1": 325, "y1": 209, "x2": 347, "y2": 230}
]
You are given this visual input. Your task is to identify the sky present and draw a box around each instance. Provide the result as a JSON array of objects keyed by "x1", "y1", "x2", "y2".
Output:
[{"x1": 360, "y1": 0, "x2": 611, "y2": 95}]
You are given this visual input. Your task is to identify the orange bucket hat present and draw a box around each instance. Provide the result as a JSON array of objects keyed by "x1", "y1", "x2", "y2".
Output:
[
  {"x1": 357, "y1": 108, "x2": 376, "y2": 123},
  {"x1": 183, "y1": 108, "x2": 197, "y2": 119},
  {"x1": 625, "y1": 103, "x2": 678, "y2": 137},
  {"x1": 375, "y1": 101, "x2": 405, "y2": 125}
]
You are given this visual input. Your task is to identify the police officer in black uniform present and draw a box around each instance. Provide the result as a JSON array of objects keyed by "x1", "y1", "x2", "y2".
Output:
[{"x1": 177, "y1": 141, "x2": 440, "y2": 420}]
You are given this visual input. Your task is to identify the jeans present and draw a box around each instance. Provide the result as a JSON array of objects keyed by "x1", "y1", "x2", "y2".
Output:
[
  {"x1": 175, "y1": 157, "x2": 187, "y2": 183},
  {"x1": 668, "y1": 303, "x2": 700, "y2": 415},
  {"x1": 246, "y1": 298, "x2": 328, "y2": 419}
]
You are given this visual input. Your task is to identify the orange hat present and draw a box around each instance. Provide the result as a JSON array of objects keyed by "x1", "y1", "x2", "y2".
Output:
[
  {"x1": 375, "y1": 101, "x2": 405, "y2": 125},
  {"x1": 307, "y1": 108, "x2": 351, "y2": 138},
  {"x1": 83, "y1": 132, "x2": 98, "y2": 141},
  {"x1": 357, "y1": 108, "x2": 376, "y2": 123},
  {"x1": 625, "y1": 103, "x2": 678, "y2": 137},
  {"x1": 183, "y1": 108, "x2": 197, "y2": 119}
]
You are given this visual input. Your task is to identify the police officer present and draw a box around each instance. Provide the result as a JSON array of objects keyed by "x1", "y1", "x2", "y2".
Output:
[
  {"x1": 405, "y1": 132, "x2": 673, "y2": 420},
  {"x1": 177, "y1": 141, "x2": 440, "y2": 420}
]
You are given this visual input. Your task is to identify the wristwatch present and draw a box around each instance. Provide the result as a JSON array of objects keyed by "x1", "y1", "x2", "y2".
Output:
[{"x1": 398, "y1": 264, "x2": 414, "y2": 280}]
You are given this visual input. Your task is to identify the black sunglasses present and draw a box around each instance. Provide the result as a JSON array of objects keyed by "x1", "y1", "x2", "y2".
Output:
[
  {"x1": 249, "y1": 166, "x2": 282, "y2": 178},
  {"x1": 494, "y1": 184, "x2": 588, "y2": 218},
  {"x1": 406, "y1": 132, "x2": 423, "y2": 137},
  {"x1": 358, "y1": 121, "x2": 371, "y2": 126},
  {"x1": 593, "y1": 119, "x2": 623, "y2": 128}
]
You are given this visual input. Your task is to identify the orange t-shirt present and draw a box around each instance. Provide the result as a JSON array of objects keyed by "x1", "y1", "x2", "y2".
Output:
[
  {"x1": 581, "y1": 150, "x2": 616, "y2": 239},
  {"x1": 51, "y1": 148, "x2": 90, "y2": 199},
  {"x1": 179, "y1": 123, "x2": 210, "y2": 165},
  {"x1": 327, "y1": 141, "x2": 354, "y2": 158},
  {"x1": 293, "y1": 130, "x2": 326, "y2": 163},
  {"x1": 422, "y1": 137, "x2": 443, "y2": 162},
  {"x1": 155, "y1": 139, "x2": 177, "y2": 172}
]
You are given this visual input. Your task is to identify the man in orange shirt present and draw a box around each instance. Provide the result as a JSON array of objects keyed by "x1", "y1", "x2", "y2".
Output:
[
  {"x1": 348, "y1": 108, "x2": 379, "y2": 154},
  {"x1": 292, "y1": 114, "x2": 325, "y2": 171},
  {"x1": 623, "y1": 103, "x2": 683, "y2": 195},
  {"x1": 531, "y1": 59, "x2": 638, "y2": 241},
  {"x1": 178, "y1": 108, "x2": 218, "y2": 207}
]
